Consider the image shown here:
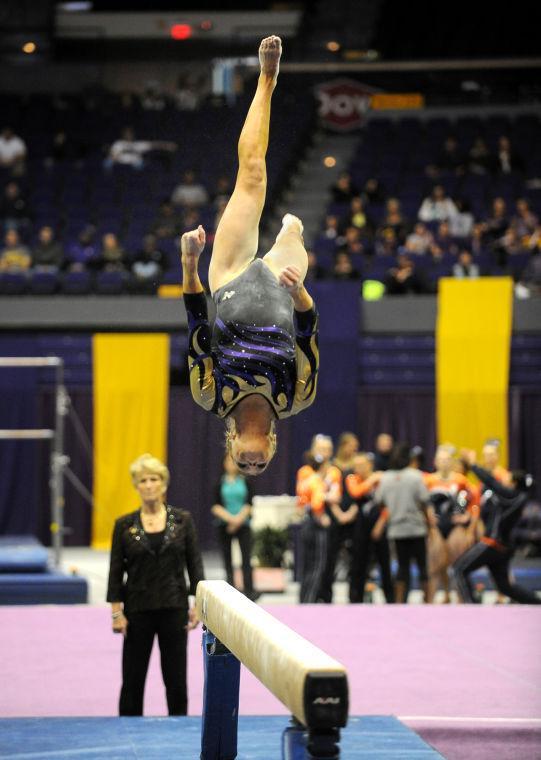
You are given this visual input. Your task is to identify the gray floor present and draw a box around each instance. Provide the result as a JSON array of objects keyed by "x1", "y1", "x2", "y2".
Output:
[{"x1": 57, "y1": 547, "x2": 500, "y2": 607}]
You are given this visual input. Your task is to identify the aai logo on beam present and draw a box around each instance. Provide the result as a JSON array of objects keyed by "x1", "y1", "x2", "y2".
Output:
[{"x1": 315, "y1": 79, "x2": 376, "y2": 131}]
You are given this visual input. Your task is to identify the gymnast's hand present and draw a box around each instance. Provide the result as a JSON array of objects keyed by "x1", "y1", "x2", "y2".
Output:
[
  {"x1": 278, "y1": 265, "x2": 302, "y2": 293},
  {"x1": 181, "y1": 225, "x2": 206, "y2": 263}
]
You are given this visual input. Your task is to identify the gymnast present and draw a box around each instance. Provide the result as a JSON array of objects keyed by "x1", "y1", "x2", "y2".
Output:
[{"x1": 181, "y1": 36, "x2": 319, "y2": 475}]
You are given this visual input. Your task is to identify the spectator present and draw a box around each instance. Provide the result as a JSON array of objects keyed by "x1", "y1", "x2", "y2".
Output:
[
  {"x1": 511, "y1": 198, "x2": 538, "y2": 239},
  {"x1": 482, "y1": 197, "x2": 509, "y2": 243},
  {"x1": 99, "y1": 233, "x2": 127, "y2": 271},
  {"x1": 131, "y1": 234, "x2": 166, "y2": 291},
  {"x1": 140, "y1": 81, "x2": 167, "y2": 111},
  {"x1": 418, "y1": 185, "x2": 458, "y2": 223},
  {"x1": 384, "y1": 253, "x2": 430, "y2": 295},
  {"x1": 332, "y1": 250, "x2": 361, "y2": 281},
  {"x1": 468, "y1": 137, "x2": 492, "y2": 174},
  {"x1": 174, "y1": 74, "x2": 201, "y2": 112},
  {"x1": 470, "y1": 223, "x2": 485, "y2": 257},
  {"x1": 494, "y1": 135, "x2": 524, "y2": 175},
  {"x1": 436, "y1": 136, "x2": 466, "y2": 175},
  {"x1": 0, "y1": 127, "x2": 27, "y2": 176},
  {"x1": 492, "y1": 227, "x2": 525, "y2": 268},
  {"x1": 0, "y1": 229, "x2": 31, "y2": 272},
  {"x1": 345, "y1": 197, "x2": 373, "y2": 237},
  {"x1": 0, "y1": 181, "x2": 32, "y2": 232},
  {"x1": 321, "y1": 214, "x2": 340, "y2": 240},
  {"x1": 333, "y1": 432, "x2": 360, "y2": 472},
  {"x1": 372, "y1": 442, "x2": 436, "y2": 603},
  {"x1": 305, "y1": 250, "x2": 327, "y2": 281},
  {"x1": 171, "y1": 170, "x2": 209, "y2": 208},
  {"x1": 453, "y1": 249, "x2": 480, "y2": 279},
  {"x1": 46, "y1": 130, "x2": 84, "y2": 166},
  {"x1": 330, "y1": 171, "x2": 359, "y2": 205},
  {"x1": 296, "y1": 435, "x2": 342, "y2": 603},
  {"x1": 32, "y1": 226, "x2": 64, "y2": 271},
  {"x1": 405, "y1": 222, "x2": 434, "y2": 255},
  {"x1": 66, "y1": 225, "x2": 100, "y2": 271},
  {"x1": 153, "y1": 200, "x2": 182, "y2": 239},
  {"x1": 362, "y1": 177, "x2": 386, "y2": 206},
  {"x1": 518, "y1": 250, "x2": 541, "y2": 296},
  {"x1": 434, "y1": 221, "x2": 459, "y2": 256},
  {"x1": 378, "y1": 198, "x2": 409, "y2": 245},
  {"x1": 340, "y1": 226, "x2": 366, "y2": 257},
  {"x1": 448, "y1": 198, "x2": 474, "y2": 239},
  {"x1": 211, "y1": 174, "x2": 233, "y2": 207},
  {"x1": 374, "y1": 227, "x2": 399, "y2": 257},
  {"x1": 374, "y1": 433, "x2": 393, "y2": 471},
  {"x1": 211, "y1": 454, "x2": 258, "y2": 601},
  {"x1": 107, "y1": 127, "x2": 175, "y2": 170},
  {"x1": 346, "y1": 453, "x2": 394, "y2": 604}
]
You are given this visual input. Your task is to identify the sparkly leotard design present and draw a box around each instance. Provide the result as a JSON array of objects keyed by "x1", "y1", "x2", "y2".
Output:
[{"x1": 184, "y1": 259, "x2": 319, "y2": 419}]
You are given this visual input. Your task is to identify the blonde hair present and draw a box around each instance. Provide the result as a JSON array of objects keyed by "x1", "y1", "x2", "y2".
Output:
[
  {"x1": 224, "y1": 417, "x2": 277, "y2": 462},
  {"x1": 129, "y1": 453, "x2": 170, "y2": 487}
]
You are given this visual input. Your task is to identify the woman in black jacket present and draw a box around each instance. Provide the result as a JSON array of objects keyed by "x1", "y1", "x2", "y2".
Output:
[{"x1": 106, "y1": 453, "x2": 205, "y2": 716}]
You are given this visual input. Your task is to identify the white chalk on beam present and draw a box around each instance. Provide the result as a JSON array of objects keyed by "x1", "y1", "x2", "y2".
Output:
[
  {"x1": 196, "y1": 580, "x2": 349, "y2": 729},
  {"x1": 0, "y1": 357, "x2": 62, "y2": 367}
]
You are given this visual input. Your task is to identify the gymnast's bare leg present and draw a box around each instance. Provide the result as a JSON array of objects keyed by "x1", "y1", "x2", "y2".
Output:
[{"x1": 208, "y1": 35, "x2": 282, "y2": 295}]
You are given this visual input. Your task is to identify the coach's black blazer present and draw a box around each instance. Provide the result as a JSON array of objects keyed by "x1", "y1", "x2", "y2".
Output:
[{"x1": 106, "y1": 505, "x2": 204, "y2": 613}]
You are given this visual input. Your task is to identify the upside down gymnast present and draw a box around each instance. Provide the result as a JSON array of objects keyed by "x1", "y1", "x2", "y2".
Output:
[{"x1": 180, "y1": 36, "x2": 319, "y2": 475}]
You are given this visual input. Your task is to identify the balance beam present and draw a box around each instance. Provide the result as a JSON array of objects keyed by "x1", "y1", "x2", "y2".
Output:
[{"x1": 196, "y1": 580, "x2": 349, "y2": 730}]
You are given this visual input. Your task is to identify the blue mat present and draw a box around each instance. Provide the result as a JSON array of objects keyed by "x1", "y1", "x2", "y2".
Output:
[
  {"x1": 0, "y1": 536, "x2": 49, "y2": 573},
  {"x1": 0, "y1": 571, "x2": 88, "y2": 604},
  {"x1": 0, "y1": 716, "x2": 443, "y2": 759}
]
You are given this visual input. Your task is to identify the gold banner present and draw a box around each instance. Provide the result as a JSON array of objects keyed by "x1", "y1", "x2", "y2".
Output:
[
  {"x1": 436, "y1": 278, "x2": 513, "y2": 466},
  {"x1": 92, "y1": 333, "x2": 169, "y2": 548}
]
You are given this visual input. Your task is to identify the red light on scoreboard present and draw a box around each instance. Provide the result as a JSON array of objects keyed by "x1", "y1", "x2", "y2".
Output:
[{"x1": 170, "y1": 24, "x2": 192, "y2": 40}]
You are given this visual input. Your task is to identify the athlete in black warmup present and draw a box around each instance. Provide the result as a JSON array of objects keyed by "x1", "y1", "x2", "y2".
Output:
[
  {"x1": 453, "y1": 449, "x2": 540, "y2": 604},
  {"x1": 181, "y1": 36, "x2": 319, "y2": 476}
]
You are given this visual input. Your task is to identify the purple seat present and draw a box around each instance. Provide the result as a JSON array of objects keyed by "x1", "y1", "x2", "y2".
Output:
[
  {"x1": 29, "y1": 271, "x2": 60, "y2": 295},
  {"x1": 62, "y1": 270, "x2": 92, "y2": 295},
  {"x1": 95, "y1": 270, "x2": 126, "y2": 295},
  {"x1": 0, "y1": 272, "x2": 28, "y2": 295}
]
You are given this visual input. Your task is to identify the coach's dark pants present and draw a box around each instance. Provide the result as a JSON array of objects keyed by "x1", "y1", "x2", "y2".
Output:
[
  {"x1": 120, "y1": 608, "x2": 188, "y2": 716},
  {"x1": 453, "y1": 542, "x2": 541, "y2": 604}
]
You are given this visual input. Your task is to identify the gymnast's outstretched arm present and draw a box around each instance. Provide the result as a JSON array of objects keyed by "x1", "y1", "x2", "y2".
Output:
[{"x1": 181, "y1": 226, "x2": 217, "y2": 412}]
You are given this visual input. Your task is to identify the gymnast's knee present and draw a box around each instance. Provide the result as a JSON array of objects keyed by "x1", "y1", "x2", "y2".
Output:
[{"x1": 238, "y1": 157, "x2": 266, "y2": 189}]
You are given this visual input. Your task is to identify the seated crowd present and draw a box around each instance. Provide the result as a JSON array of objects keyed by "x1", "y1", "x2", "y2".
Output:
[{"x1": 0, "y1": 108, "x2": 540, "y2": 296}]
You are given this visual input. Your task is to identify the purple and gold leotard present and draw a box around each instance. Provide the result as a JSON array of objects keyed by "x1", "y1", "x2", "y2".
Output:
[{"x1": 184, "y1": 259, "x2": 319, "y2": 419}]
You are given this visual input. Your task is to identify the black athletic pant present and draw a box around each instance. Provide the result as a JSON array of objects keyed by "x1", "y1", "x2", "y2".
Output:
[
  {"x1": 120, "y1": 608, "x2": 188, "y2": 716},
  {"x1": 453, "y1": 542, "x2": 541, "y2": 604},
  {"x1": 351, "y1": 521, "x2": 394, "y2": 603},
  {"x1": 299, "y1": 514, "x2": 328, "y2": 603},
  {"x1": 394, "y1": 536, "x2": 428, "y2": 597},
  {"x1": 217, "y1": 523, "x2": 254, "y2": 595},
  {"x1": 318, "y1": 522, "x2": 354, "y2": 603}
]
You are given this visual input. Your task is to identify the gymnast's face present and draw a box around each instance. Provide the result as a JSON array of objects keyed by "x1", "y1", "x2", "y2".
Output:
[{"x1": 229, "y1": 433, "x2": 273, "y2": 476}]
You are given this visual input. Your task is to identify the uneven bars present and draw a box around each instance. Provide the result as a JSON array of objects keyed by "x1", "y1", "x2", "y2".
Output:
[
  {"x1": 0, "y1": 430, "x2": 54, "y2": 439},
  {"x1": 196, "y1": 580, "x2": 349, "y2": 730},
  {"x1": 0, "y1": 357, "x2": 62, "y2": 367}
]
